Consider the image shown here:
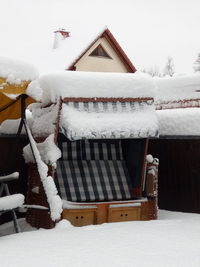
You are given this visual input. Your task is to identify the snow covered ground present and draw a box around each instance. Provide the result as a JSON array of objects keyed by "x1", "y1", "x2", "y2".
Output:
[{"x1": 0, "y1": 210, "x2": 200, "y2": 267}]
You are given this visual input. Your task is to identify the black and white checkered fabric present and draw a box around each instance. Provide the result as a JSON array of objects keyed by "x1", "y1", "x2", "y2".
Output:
[
  {"x1": 65, "y1": 101, "x2": 153, "y2": 113},
  {"x1": 60, "y1": 140, "x2": 123, "y2": 160},
  {"x1": 55, "y1": 140, "x2": 134, "y2": 202}
]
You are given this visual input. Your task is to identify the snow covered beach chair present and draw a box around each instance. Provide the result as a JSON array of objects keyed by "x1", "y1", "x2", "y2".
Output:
[
  {"x1": 0, "y1": 172, "x2": 24, "y2": 233},
  {"x1": 26, "y1": 71, "x2": 159, "y2": 228}
]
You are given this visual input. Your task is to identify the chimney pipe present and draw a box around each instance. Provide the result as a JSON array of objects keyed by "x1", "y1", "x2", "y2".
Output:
[{"x1": 53, "y1": 28, "x2": 70, "y2": 49}]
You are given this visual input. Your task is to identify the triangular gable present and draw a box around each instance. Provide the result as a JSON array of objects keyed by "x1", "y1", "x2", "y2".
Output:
[{"x1": 67, "y1": 28, "x2": 136, "y2": 73}]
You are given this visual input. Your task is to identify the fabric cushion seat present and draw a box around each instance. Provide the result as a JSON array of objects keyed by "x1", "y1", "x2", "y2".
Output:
[
  {"x1": 55, "y1": 139, "x2": 134, "y2": 202},
  {"x1": 55, "y1": 160, "x2": 133, "y2": 202}
]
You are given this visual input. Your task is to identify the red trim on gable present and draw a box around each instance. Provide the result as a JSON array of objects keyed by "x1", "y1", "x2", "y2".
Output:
[
  {"x1": 103, "y1": 29, "x2": 137, "y2": 73},
  {"x1": 67, "y1": 28, "x2": 137, "y2": 73},
  {"x1": 68, "y1": 66, "x2": 76, "y2": 71}
]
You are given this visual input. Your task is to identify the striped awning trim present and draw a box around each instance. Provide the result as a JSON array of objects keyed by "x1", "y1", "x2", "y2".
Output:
[
  {"x1": 63, "y1": 97, "x2": 153, "y2": 103},
  {"x1": 64, "y1": 101, "x2": 153, "y2": 113},
  {"x1": 60, "y1": 100, "x2": 158, "y2": 140}
]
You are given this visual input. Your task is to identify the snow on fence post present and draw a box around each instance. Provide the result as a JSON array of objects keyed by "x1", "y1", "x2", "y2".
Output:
[{"x1": 145, "y1": 155, "x2": 159, "y2": 219}]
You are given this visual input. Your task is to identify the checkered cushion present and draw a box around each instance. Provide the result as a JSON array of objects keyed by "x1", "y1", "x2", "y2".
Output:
[
  {"x1": 55, "y1": 160, "x2": 133, "y2": 202},
  {"x1": 59, "y1": 139, "x2": 123, "y2": 160},
  {"x1": 55, "y1": 140, "x2": 134, "y2": 202}
]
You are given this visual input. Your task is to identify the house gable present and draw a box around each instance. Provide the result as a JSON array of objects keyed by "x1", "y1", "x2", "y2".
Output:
[{"x1": 68, "y1": 29, "x2": 136, "y2": 73}]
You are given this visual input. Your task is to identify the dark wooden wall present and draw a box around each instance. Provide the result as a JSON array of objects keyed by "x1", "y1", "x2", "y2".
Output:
[
  {"x1": 148, "y1": 139, "x2": 200, "y2": 213},
  {"x1": 0, "y1": 136, "x2": 28, "y2": 224}
]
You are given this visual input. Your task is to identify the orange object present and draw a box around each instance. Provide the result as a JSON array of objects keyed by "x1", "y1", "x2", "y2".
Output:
[{"x1": 0, "y1": 78, "x2": 35, "y2": 124}]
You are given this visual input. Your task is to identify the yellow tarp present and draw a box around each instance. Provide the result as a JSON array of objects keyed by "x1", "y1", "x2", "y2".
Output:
[
  {"x1": 0, "y1": 78, "x2": 35, "y2": 124},
  {"x1": 0, "y1": 77, "x2": 29, "y2": 94}
]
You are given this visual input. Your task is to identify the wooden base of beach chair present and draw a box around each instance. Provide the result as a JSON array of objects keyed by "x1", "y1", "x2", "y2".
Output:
[{"x1": 62, "y1": 198, "x2": 157, "y2": 227}]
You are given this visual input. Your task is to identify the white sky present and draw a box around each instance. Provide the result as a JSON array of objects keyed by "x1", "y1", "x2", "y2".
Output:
[{"x1": 0, "y1": 0, "x2": 200, "y2": 74}]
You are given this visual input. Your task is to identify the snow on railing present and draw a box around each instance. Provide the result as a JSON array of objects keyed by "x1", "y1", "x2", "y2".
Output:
[{"x1": 24, "y1": 125, "x2": 62, "y2": 221}]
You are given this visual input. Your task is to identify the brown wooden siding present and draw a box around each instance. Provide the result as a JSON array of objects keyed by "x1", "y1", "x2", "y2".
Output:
[{"x1": 148, "y1": 139, "x2": 200, "y2": 213}]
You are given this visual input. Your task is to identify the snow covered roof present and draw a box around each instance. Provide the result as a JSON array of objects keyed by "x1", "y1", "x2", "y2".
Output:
[
  {"x1": 155, "y1": 74, "x2": 200, "y2": 136},
  {"x1": 0, "y1": 57, "x2": 39, "y2": 84},
  {"x1": 157, "y1": 108, "x2": 200, "y2": 137},
  {"x1": 155, "y1": 74, "x2": 200, "y2": 109},
  {"x1": 39, "y1": 71, "x2": 156, "y2": 104},
  {"x1": 55, "y1": 27, "x2": 108, "y2": 69},
  {"x1": 47, "y1": 27, "x2": 108, "y2": 72}
]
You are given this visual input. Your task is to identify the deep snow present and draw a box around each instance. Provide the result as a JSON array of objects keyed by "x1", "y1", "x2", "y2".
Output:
[
  {"x1": 0, "y1": 57, "x2": 38, "y2": 84},
  {"x1": 39, "y1": 71, "x2": 155, "y2": 103},
  {"x1": 0, "y1": 210, "x2": 200, "y2": 267}
]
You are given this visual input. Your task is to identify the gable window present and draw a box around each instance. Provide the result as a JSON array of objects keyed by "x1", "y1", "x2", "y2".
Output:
[{"x1": 89, "y1": 44, "x2": 112, "y2": 59}]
